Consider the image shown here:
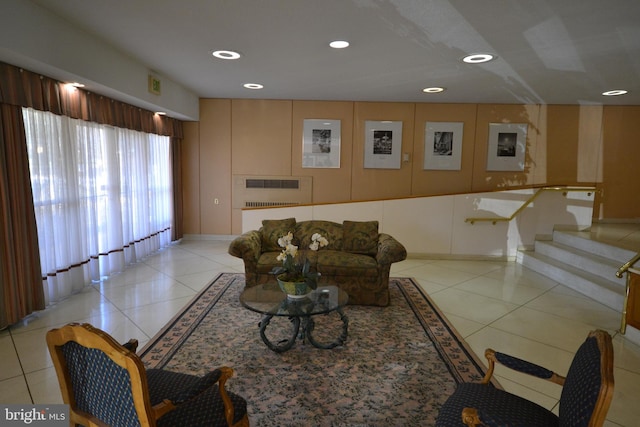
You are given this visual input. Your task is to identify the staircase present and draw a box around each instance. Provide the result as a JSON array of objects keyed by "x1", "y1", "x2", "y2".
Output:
[{"x1": 517, "y1": 229, "x2": 633, "y2": 312}]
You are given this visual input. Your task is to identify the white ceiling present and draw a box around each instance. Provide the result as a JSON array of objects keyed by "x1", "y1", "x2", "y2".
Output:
[{"x1": 21, "y1": 0, "x2": 640, "y2": 106}]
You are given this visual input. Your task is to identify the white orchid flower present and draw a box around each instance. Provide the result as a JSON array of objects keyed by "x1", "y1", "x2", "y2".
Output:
[
  {"x1": 277, "y1": 231, "x2": 294, "y2": 248},
  {"x1": 310, "y1": 233, "x2": 329, "y2": 250},
  {"x1": 285, "y1": 243, "x2": 298, "y2": 257}
]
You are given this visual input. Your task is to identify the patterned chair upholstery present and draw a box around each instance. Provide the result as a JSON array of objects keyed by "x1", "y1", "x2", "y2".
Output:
[
  {"x1": 435, "y1": 330, "x2": 614, "y2": 427},
  {"x1": 46, "y1": 323, "x2": 250, "y2": 427}
]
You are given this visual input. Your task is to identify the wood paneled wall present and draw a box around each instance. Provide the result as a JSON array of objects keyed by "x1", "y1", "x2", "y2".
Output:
[{"x1": 183, "y1": 100, "x2": 639, "y2": 235}]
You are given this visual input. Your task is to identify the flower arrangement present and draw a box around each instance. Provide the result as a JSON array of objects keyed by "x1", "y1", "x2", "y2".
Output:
[{"x1": 271, "y1": 232, "x2": 329, "y2": 290}]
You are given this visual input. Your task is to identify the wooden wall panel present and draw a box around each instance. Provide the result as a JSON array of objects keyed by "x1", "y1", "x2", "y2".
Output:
[
  {"x1": 231, "y1": 99, "x2": 292, "y2": 176},
  {"x1": 351, "y1": 102, "x2": 415, "y2": 201},
  {"x1": 200, "y1": 99, "x2": 232, "y2": 234},
  {"x1": 542, "y1": 105, "x2": 579, "y2": 185},
  {"x1": 181, "y1": 121, "x2": 200, "y2": 234},
  {"x1": 412, "y1": 103, "x2": 477, "y2": 195},
  {"x1": 602, "y1": 106, "x2": 640, "y2": 219},
  {"x1": 291, "y1": 101, "x2": 354, "y2": 203}
]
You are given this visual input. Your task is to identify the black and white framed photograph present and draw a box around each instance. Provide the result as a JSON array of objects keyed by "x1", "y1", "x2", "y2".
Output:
[
  {"x1": 364, "y1": 120, "x2": 402, "y2": 169},
  {"x1": 302, "y1": 119, "x2": 341, "y2": 168},
  {"x1": 486, "y1": 123, "x2": 527, "y2": 171},
  {"x1": 423, "y1": 122, "x2": 463, "y2": 170}
]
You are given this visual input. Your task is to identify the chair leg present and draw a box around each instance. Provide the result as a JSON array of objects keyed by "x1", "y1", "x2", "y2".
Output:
[{"x1": 217, "y1": 367, "x2": 242, "y2": 426}]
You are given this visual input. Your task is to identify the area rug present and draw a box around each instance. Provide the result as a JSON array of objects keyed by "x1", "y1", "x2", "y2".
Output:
[{"x1": 140, "y1": 273, "x2": 494, "y2": 426}]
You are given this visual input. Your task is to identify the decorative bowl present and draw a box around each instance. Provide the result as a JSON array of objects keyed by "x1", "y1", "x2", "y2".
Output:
[{"x1": 277, "y1": 276, "x2": 312, "y2": 299}]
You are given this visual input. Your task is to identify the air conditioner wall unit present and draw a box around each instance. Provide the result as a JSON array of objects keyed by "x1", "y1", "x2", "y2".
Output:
[{"x1": 232, "y1": 175, "x2": 312, "y2": 209}]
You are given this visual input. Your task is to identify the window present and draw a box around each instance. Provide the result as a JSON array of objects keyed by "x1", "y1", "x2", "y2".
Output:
[{"x1": 23, "y1": 108, "x2": 172, "y2": 304}]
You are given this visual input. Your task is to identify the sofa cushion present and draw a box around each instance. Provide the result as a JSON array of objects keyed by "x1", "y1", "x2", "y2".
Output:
[
  {"x1": 256, "y1": 252, "x2": 282, "y2": 274},
  {"x1": 256, "y1": 250, "x2": 319, "y2": 274},
  {"x1": 342, "y1": 220, "x2": 379, "y2": 255},
  {"x1": 317, "y1": 250, "x2": 378, "y2": 277},
  {"x1": 295, "y1": 220, "x2": 343, "y2": 251},
  {"x1": 260, "y1": 218, "x2": 296, "y2": 252}
]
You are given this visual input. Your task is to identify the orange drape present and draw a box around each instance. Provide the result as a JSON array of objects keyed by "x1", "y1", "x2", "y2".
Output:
[{"x1": 0, "y1": 104, "x2": 45, "y2": 328}]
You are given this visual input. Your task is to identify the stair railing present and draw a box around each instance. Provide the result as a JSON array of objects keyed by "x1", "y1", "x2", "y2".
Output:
[
  {"x1": 616, "y1": 253, "x2": 640, "y2": 333},
  {"x1": 465, "y1": 186, "x2": 597, "y2": 225}
]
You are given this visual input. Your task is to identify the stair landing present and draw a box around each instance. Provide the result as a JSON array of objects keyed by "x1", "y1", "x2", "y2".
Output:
[{"x1": 567, "y1": 222, "x2": 640, "y2": 253}]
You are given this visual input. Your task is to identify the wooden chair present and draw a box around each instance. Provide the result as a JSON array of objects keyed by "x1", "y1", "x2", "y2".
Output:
[
  {"x1": 46, "y1": 323, "x2": 250, "y2": 427},
  {"x1": 435, "y1": 329, "x2": 614, "y2": 427}
]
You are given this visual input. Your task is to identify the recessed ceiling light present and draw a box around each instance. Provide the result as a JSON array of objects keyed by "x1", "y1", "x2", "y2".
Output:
[
  {"x1": 423, "y1": 87, "x2": 445, "y2": 93},
  {"x1": 212, "y1": 50, "x2": 242, "y2": 60},
  {"x1": 462, "y1": 53, "x2": 495, "y2": 64},
  {"x1": 602, "y1": 89, "x2": 628, "y2": 96},
  {"x1": 329, "y1": 40, "x2": 350, "y2": 49},
  {"x1": 243, "y1": 83, "x2": 263, "y2": 90}
]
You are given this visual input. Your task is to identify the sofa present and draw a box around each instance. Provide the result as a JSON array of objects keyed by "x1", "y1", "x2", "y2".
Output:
[{"x1": 228, "y1": 218, "x2": 407, "y2": 306}]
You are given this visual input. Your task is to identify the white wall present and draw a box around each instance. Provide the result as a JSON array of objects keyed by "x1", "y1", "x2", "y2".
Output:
[
  {"x1": 241, "y1": 188, "x2": 596, "y2": 259},
  {"x1": 0, "y1": 0, "x2": 199, "y2": 121}
]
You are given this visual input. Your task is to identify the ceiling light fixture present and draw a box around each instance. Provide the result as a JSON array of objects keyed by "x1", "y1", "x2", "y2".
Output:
[
  {"x1": 602, "y1": 89, "x2": 628, "y2": 96},
  {"x1": 243, "y1": 83, "x2": 263, "y2": 90},
  {"x1": 329, "y1": 40, "x2": 350, "y2": 49},
  {"x1": 212, "y1": 50, "x2": 241, "y2": 60},
  {"x1": 462, "y1": 53, "x2": 495, "y2": 64},
  {"x1": 64, "y1": 83, "x2": 81, "y2": 92},
  {"x1": 71, "y1": 82, "x2": 85, "y2": 88},
  {"x1": 154, "y1": 111, "x2": 167, "y2": 116},
  {"x1": 423, "y1": 87, "x2": 445, "y2": 93}
]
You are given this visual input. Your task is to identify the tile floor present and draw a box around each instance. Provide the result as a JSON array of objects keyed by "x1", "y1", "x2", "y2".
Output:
[{"x1": 2, "y1": 225, "x2": 640, "y2": 426}]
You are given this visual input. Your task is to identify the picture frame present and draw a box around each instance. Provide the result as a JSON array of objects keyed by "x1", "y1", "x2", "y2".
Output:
[
  {"x1": 364, "y1": 120, "x2": 402, "y2": 169},
  {"x1": 486, "y1": 123, "x2": 527, "y2": 171},
  {"x1": 423, "y1": 122, "x2": 463, "y2": 170},
  {"x1": 302, "y1": 119, "x2": 341, "y2": 168}
]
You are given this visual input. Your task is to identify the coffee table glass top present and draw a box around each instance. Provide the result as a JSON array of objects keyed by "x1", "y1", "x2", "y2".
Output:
[{"x1": 240, "y1": 283, "x2": 348, "y2": 317}]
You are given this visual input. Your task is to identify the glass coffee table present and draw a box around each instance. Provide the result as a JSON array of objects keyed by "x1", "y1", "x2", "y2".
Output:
[{"x1": 239, "y1": 283, "x2": 349, "y2": 353}]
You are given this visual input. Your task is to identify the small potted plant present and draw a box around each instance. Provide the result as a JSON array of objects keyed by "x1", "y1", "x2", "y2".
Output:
[{"x1": 271, "y1": 232, "x2": 328, "y2": 298}]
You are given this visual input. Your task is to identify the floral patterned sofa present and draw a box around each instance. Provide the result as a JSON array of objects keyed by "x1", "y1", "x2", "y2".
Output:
[{"x1": 228, "y1": 218, "x2": 407, "y2": 306}]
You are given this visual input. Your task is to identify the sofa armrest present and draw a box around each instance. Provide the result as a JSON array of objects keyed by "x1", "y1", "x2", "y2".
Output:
[
  {"x1": 376, "y1": 233, "x2": 407, "y2": 265},
  {"x1": 228, "y1": 230, "x2": 262, "y2": 263}
]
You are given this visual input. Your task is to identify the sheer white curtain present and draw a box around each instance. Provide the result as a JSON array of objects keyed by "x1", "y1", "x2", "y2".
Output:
[{"x1": 22, "y1": 107, "x2": 173, "y2": 305}]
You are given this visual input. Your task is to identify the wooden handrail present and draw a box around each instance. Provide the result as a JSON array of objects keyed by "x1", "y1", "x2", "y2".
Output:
[{"x1": 465, "y1": 186, "x2": 597, "y2": 225}]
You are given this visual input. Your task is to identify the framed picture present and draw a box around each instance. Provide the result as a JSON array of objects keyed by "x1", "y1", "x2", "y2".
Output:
[
  {"x1": 364, "y1": 120, "x2": 402, "y2": 169},
  {"x1": 302, "y1": 119, "x2": 341, "y2": 168},
  {"x1": 486, "y1": 123, "x2": 527, "y2": 171},
  {"x1": 423, "y1": 122, "x2": 463, "y2": 170}
]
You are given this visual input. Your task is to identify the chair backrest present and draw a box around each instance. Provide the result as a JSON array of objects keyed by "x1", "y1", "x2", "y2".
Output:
[
  {"x1": 559, "y1": 330, "x2": 614, "y2": 427},
  {"x1": 46, "y1": 323, "x2": 156, "y2": 427}
]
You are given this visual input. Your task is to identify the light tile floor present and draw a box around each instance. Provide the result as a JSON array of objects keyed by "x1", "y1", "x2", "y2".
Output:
[{"x1": 2, "y1": 225, "x2": 640, "y2": 426}]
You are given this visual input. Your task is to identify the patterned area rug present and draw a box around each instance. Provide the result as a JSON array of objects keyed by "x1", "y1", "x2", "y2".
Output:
[{"x1": 140, "y1": 273, "x2": 493, "y2": 426}]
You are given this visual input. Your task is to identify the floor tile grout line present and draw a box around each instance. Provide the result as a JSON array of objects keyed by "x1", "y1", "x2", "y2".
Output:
[{"x1": 7, "y1": 329, "x2": 35, "y2": 404}]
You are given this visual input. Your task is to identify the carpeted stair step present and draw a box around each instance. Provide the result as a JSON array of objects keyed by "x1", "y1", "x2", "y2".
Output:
[
  {"x1": 518, "y1": 250, "x2": 624, "y2": 312},
  {"x1": 533, "y1": 240, "x2": 626, "y2": 285}
]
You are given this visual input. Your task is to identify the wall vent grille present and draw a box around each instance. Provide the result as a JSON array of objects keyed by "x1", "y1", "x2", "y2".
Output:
[
  {"x1": 245, "y1": 201, "x2": 301, "y2": 208},
  {"x1": 246, "y1": 179, "x2": 300, "y2": 189}
]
